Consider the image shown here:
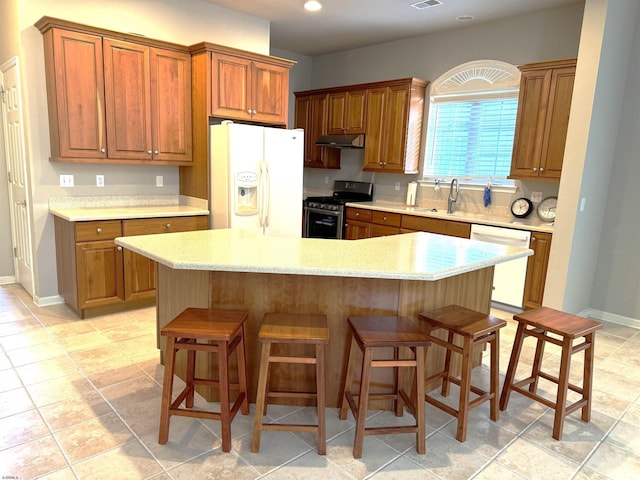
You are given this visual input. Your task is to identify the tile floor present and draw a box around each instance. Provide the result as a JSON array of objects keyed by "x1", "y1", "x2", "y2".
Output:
[{"x1": 1, "y1": 283, "x2": 640, "y2": 479}]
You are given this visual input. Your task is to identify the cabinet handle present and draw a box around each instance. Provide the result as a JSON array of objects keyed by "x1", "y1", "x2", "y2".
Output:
[
  {"x1": 165, "y1": 223, "x2": 171, "y2": 229},
  {"x1": 96, "y1": 227, "x2": 102, "y2": 234},
  {"x1": 116, "y1": 246, "x2": 122, "y2": 251}
]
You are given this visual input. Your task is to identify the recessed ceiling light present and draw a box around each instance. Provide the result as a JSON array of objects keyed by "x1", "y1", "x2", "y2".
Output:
[
  {"x1": 456, "y1": 15, "x2": 474, "y2": 22},
  {"x1": 304, "y1": 1, "x2": 322, "y2": 12}
]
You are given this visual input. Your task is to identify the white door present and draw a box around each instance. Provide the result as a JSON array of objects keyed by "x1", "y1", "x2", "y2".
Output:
[{"x1": 1, "y1": 57, "x2": 34, "y2": 296}]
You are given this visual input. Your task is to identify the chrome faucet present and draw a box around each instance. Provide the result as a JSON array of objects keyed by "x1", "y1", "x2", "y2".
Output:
[{"x1": 447, "y1": 178, "x2": 459, "y2": 214}]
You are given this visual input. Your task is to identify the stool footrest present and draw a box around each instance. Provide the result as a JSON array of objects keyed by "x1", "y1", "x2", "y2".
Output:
[
  {"x1": 261, "y1": 423, "x2": 319, "y2": 433},
  {"x1": 169, "y1": 392, "x2": 246, "y2": 422},
  {"x1": 267, "y1": 391, "x2": 318, "y2": 400},
  {"x1": 268, "y1": 355, "x2": 317, "y2": 365},
  {"x1": 364, "y1": 425, "x2": 420, "y2": 436},
  {"x1": 514, "y1": 373, "x2": 585, "y2": 396}
]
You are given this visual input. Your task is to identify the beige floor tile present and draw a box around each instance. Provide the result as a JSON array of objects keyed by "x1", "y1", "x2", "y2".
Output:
[
  {"x1": 0, "y1": 350, "x2": 11, "y2": 370},
  {"x1": 15, "y1": 355, "x2": 81, "y2": 385},
  {"x1": 101, "y1": 320, "x2": 155, "y2": 342},
  {"x1": 118, "y1": 396, "x2": 162, "y2": 438},
  {"x1": 113, "y1": 333, "x2": 158, "y2": 358},
  {"x1": 55, "y1": 412, "x2": 135, "y2": 462},
  {"x1": 0, "y1": 434, "x2": 68, "y2": 479},
  {"x1": 284, "y1": 406, "x2": 354, "y2": 451},
  {"x1": 584, "y1": 441, "x2": 640, "y2": 480},
  {"x1": 606, "y1": 418, "x2": 640, "y2": 454},
  {"x1": 167, "y1": 448, "x2": 260, "y2": 480},
  {"x1": 0, "y1": 367, "x2": 22, "y2": 393},
  {"x1": 6, "y1": 340, "x2": 67, "y2": 367},
  {"x1": 472, "y1": 461, "x2": 528, "y2": 480},
  {"x1": 233, "y1": 429, "x2": 315, "y2": 475},
  {"x1": 0, "y1": 307, "x2": 33, "y2": 324},
  {"x1": 0, "y1": 328, "x2": 53, "y2": 350},
  {"x1": 57, "y1": 329, "x2": 113, "y2": 353},
  {"x1": 99, "y1": 374, "x2": 163, "y2": 411},
  {"x1": 36, "y1": 467, "x2": 78, "y2": 480},
  {"x1": 39, "y1": 389, "x2": 114, "y2": 431},
  {"x1": 70, "y1": 344, "x2": 131, "y2": 372},
  {"x1": 265, "y1": 450, "x2": 362, "y2": 479},
  {"x1": 85, "y1": 361, "x2": 146, "y2": 389},
  {"x1": 25, "y1": 371, "x2": 96, "y2": 407},
  {"x1": 572, "y1": 467, "x2": 611, "y2": 479},
  {"x1": 619, "y1": 400, "x2": 640, "y2": 426},
  {"x1": 0, "y1": 408, "x2": 50, "y2": 449},
  {"x1": 0, "y1": 317, "x2": 42, "y2": 337},
  {"x1": 46, "y1": 320, "x2": 98, "y2": 339},
  {"x1": 72, "y1": 439, "x2": 163, "y2": 479},
  {"x1": 0, "y1": 387, "x2": 35, "y2": 419},
  {"x1": 495, "y1": 437, "x2": 580, "y2": 479}
]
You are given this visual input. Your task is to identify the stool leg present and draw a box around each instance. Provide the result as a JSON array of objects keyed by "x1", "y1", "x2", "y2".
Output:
[
  {"x1": 582, "y1": 333, "x2": 596, "y2": 422},
  {"x1": 339, "y1": 333, "x2": 357, "y2": 420},
  {"x1": 251, "y1": 341, "x2": 272, "y2": 453},
  {"x1": 395, "y1": 346, "x2": 405, "y2": 417},
  {"x1": 529, "y1": 334, "x2": 546, "y2": 394},
  {"x1": 236, "y1": 326, "x2": 250, "y2": 416},
  {"x1": 316, "y1": 343, "x2": 327, "y2": 455},
  {"x1": 456, "y1": 336, "x2": 473, "y2": 442},
  {"x1": 186, "y1": 345, "x2": 196, "y2": 408},
  {"x1": 553, "y1": 337, "x2": 572, "y2": 440},
  {"x1": 415, "y1": 345, "x2": 426, "y2": 454},
  {"x1": 159, "y1": 336, "x2": 177, "y2": 444},
  {"x1": 441, "y1": 330, "x2": 455, "y2": 397},
  {"x1": 353, "y1": 347, "x2": 373, "y2": 459},
  {"x1": 500, "y1": 322, "x2": 526, "y2": 411},
  {"x1": 490, "y1": 331, "x2": 500, "y2": 422},
  {"x1": 218, "y1": 340, "x2": 232, "y2": 452}
]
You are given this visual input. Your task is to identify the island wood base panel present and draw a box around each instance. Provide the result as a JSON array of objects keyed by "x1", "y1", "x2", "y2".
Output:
[{"x1": 156, "y1": 265, "x2": 494, "y2": 408}]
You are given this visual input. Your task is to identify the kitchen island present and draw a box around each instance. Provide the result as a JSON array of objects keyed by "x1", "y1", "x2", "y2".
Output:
[{"x1": 116, "y1": 229, "x2": 532, "y2": 407}]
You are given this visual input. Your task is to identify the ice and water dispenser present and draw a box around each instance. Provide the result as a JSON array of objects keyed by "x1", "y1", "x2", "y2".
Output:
[{"x1": 234, "y1": 171, "x2": 259, "y2": 216}]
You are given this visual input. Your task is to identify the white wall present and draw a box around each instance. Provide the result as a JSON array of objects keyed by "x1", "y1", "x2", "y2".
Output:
[{"x1": 10, "y1": 0, "x2": 271, "y2": 302}]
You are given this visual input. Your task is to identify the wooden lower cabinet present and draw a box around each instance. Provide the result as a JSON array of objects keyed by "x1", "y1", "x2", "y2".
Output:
[
  {"x1": 400, "y1": 215, "x2": 471, "y2": 238},
  {"x1": 523, "y1": 232, "x2": 552, "y2": 309},
  {"x1": 54, "y1": 215, "x2": 207, "y2": 317},
  {"x1": 345, "y1": 207, "x2": 372, "y2": 239}
]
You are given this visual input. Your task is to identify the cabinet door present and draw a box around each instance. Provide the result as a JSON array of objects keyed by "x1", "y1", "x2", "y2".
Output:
[
  {"x1": 251, "y1": 60, "x2": 289, "y2": 125},
  {"x1": 345, "y1": 220, "x2": 371, "y2": 240},
  {"x1": 400, "y1": 215, "x2": 471, "y2": 238},
  {"x1": 48, "y1": 28, "x2": 107, "y2": 160},
  {"x1": 295, "y1": 95, "x2": 313, "y2": 163},
  {"x1": 327, "y1": 92, "x2": 347, "y2": 134},
  {"x1": 103, "y1": 38, "x2": 152, "y2": 161},
  {"x1": 363, "y1": 87, "x2": 387, "y2": 170},
  {"x1": 539, "y1": 67, "x2": 575, "y2": 180},
  {"x1": 328, "y1": 90, "x2": 366, "y2": 134},
  {"x1": 210, "y1": 52, "x2": 252, "y2": 121},
  {"x1": 510, "y1": 69, "x2": 552, "y2": 178},
  {"x1": 76, "y1": 240, "x2": 124, "y2": 309},
  {"x1": 523, "y1": 232, "x2": 552, "y2": 309},
  {"x1": 150, "y1": 48, "x2": 192, "y2": 163},
  {"x1": 381, "y1": 85, "x2": 410, "y2": 173},
  {"x1": 307, "y1": 94, "x2": 340, "y2": 169}
]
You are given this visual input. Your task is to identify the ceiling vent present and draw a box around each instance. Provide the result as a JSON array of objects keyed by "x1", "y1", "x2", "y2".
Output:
[{"x1": 410, "y1": 0, "x2": 443, "y2": 9}]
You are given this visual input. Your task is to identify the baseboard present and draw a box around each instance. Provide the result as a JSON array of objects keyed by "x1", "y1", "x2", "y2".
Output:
[
  {"x1": 0, "y1": 276, "x2": 17, "y2": 285},
  {"x1": 33, "y1": 295, "x2": 65, "y2": 307},
  {"x1": 581, "y1": 307, "x2": 640, "y2": 330}
]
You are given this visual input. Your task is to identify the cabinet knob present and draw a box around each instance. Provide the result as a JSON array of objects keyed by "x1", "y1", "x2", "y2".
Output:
[
  {"x1": 96, "y1": 227, "x2": 102, "y2": 233},
  {"x1": 355, "y1": 212, "x2": 360, "y2": 217},
  {"x1": 531, "y1": 236, "x2": 537, "y2": 243},
  {"x1": 116, "y1": 246, "x2": 122, "y2": 251},
  {"x1": 100, "y1": 148, "x2": 106, "y2": 153},
  {"x1": 539, "y1": 168, "x2": 544, "y2": 172},
  {"x1": 533, "y1": 167, "x2": 538, "y2": 172},
  {"x1": 154, "y1": 150, "x2": 159, "y2": 155},
  {"x1": 165, "y1": 223, "x2": 171, "y2": 229},
  {"x1": 383, "y1": 216, "x2": 388, "y2": 221}
]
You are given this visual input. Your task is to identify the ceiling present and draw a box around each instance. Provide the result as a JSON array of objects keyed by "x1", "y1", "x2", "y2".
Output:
[{"x1": 200, "y1": 0, "x2": 582, "y2": 56}]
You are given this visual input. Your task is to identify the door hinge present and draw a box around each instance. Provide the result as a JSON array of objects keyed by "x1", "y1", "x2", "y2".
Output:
[
  {"x1": 0, "y1": 86, "x2": 6, "y2": 104},
  {"x1": 14, "y1": 246, "x2": 18, "y2": 258},
  {"x1": 7, "y1": 171, "x2": 11, "y2": 183}
]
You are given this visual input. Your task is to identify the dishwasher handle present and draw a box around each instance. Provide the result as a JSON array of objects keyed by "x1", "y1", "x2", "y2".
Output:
[{"x1": 470, "y1": 224, "x2": 531, "y2": 247}]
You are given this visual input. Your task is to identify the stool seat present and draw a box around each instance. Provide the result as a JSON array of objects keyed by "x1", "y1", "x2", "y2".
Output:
[
  {"x1": 339, "y1": 316, "x2": 431, "y2": 458},
  {"x1": 252, "y1": 312, "x2": 329, "y2": 454},
  {"x1": 418, "y1": 305, "x2": 506, "y2": 442},
  {"x1": 159, "y1": 308, "x2": 249, "y2": 452},
  {"x1": 500, "y1": 307, "x2": 603, "y2": 440}
]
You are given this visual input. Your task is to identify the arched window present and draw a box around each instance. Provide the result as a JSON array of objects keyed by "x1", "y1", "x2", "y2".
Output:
[{"x1": 422, "y1": 60, "x2": 520, "y2": 185}]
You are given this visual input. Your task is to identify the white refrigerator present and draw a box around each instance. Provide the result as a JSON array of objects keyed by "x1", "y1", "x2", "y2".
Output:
[{"x1": 209, "y1": 121, "x2": 304, "y2": 237}]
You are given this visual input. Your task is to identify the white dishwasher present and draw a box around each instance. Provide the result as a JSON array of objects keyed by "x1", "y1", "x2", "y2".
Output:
[{"x1": 470, "y1": 224, "x2": 531, "y2": 308}]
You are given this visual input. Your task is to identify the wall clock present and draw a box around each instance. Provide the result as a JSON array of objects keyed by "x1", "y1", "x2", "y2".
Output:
[
  {"x1": 537, "y1": 196, "x2": 558, "y2": 222},
  {"x1": 510, "y1": 197, "x2": 533, "y2": 218}
]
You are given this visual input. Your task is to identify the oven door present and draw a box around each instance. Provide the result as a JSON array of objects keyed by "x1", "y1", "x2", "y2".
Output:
[{"x1": 304, "y1": 206, "x2": 344, "y2": 239}]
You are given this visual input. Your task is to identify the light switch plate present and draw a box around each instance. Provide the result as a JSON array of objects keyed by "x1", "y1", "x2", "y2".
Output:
[
  {"x1": 60, "y1": 174, "x2": 74, "y2": 187},
  {"x1": 531, "y1": 191, "x2": 542, "y2": 203},
  {"x1": 156, "y1": 175, "x2": 163, "y2": 187},
  {"x1": 96, "y1": 175, "x2": 104, "y2": 187}
]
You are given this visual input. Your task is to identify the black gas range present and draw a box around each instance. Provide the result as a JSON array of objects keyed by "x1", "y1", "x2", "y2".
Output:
[{"x1": 304, "y1": 181, "x2": 373, "y2": 239}]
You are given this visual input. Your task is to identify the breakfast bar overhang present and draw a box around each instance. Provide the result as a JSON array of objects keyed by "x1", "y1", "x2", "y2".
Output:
[{"x1": 116, "y1": 229, "x2": 532, "y2": 407}]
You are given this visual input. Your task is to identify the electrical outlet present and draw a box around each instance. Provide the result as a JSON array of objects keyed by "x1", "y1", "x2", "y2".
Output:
[
  {"x1": 59, "y1": 174, "x2": 74, "y2": 187},
  {"x1": 580, "y1": 197, "x2": 586, "y2": 211},
  {"x1": 531, "y1": 191, "x2": 542, "y2": 203},
  {"x1": 156, "y1": 175, "x2": 163, "y2": 187},
  {"x1": 96, "y1": 175, "x2": 104, "y2": 187},
  {"x1": 324, "y1": 176, "x2": 329, "y2": 185},
  {"x1": 395, "y1": 182, "x2": 401, "y2": 191}
]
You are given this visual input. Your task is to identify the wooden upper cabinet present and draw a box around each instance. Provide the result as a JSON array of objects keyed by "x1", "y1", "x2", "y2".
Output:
[
  {"x1": 294, "y1": 93, "x2": 340, "y2": 169},
  {"x1": 45, "y1": 28, "x2": 107, "y2": 161},
  {"x1": 210, "y1": 51, "x2": 291, "y2": 125},
  {"x1": 36, "y1": 16, "x2": 192, "y2": 165},
  {"x1": 510, "y1": 58, "x2": 576, "y2": 181},
  {"x1": 327, "y1": 90, "x2": 366, "y2": 134},
  {"x1": 363, "y1": 79, "x2": 427, "y2": 174}
]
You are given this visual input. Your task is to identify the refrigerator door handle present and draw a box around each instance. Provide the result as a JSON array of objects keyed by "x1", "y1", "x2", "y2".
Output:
[
  {"x1": 264, "y1": 161, "x2": 271, "y2": 228},
  {"x1": 258, "y1": 161, "x2": 265, "y2": 228}
]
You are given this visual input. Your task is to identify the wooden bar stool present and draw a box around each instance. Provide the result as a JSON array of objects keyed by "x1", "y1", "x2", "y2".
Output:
[
  {"x1": 251, "y1": 312, "x2": 329, "y2": 454},
  {"x1": 159, "y1": 308, "x2": 249, "y2": 452},
  {"x1": 418, "y1": 305, "x2": 506, "y2": 442},
  {"x1": 339, "y1": 315, "x2": 430, "y2": 459},
  {"x1": 499, "y1": 307, "x2": 603, "y2": 440}
]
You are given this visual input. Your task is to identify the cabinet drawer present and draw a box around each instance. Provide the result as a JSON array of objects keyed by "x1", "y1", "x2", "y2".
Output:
[
  {"x1": 123, "y1": 216, "x2": 208, "y2": 236},
  {"x1": 400, "y1": 215, "x2": 471, "y2": 239},
  {"x1": 371, "y1": 211, "x2": 401, "y2": 227},
  {"x1": 75, "y1": 221, "x2": 122, "y2": 242},
  {"x1": 371, "y1": 224, "x2": 400, "y2": 237},
  {"x1": 346, "y1": 208, "x2": 372, "y2": 222}
]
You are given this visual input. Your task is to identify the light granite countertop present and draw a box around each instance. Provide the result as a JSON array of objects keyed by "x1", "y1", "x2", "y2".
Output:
[
  {"x1": 115, "y1": 228, "x2": 533, "y2": 281},
  {"x1": 347, "y1": 201, "x2": 554, "y2": 234},
  {"x1": 49, "y1": 195, "x2": 209, "y2": 221}
]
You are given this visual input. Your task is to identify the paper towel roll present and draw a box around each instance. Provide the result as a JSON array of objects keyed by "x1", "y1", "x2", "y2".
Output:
[{"x1": 406, "y1": 182, "x2": 418, "y2": 206}]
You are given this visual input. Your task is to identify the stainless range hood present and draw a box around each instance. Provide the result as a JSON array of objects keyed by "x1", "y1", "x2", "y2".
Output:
[{"x1": 315, "y1": 134, "x2": 365, "y2": 149}]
